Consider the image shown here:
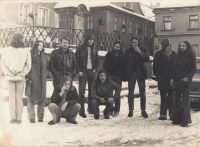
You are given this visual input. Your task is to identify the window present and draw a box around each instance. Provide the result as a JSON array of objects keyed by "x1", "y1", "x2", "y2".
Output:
[
  {"x1": 114, "y1": 16, "x2": 118, "y2": 31},
  {"x1": 129, "y1": 21, "x2": 132, "y2": 34},
  {"x1": 88, "y1": 16, "x2": 93, "y2": 29},
  {"x1": 19, "y1": 4, "x2": 30, "y2": 23},
  {"x1": 123, "y1": 2, "x2": 134, "y2": 9},
  {"x1": 144, "y1": 26, "x2": 148, "y2": 37},
  {"x1": 38, "y1": 7, "x2": 48, "y2": 26},
  {"x1": 136, "y1": 23, "x2": 139, "y2": 34},
  {"x1": 189, "y1": 15, "x2": 198, "y2": 29},
  {"x1": 122, "y1": 18, "x2": 126, "y2": 32},
  {"x1": 192, "y1": 45, "x2": 199, "y2": 57},
  {"x1": 55, "y1": 13, "x2": 59, "y2": 28},
  {"x1": 163, "y1": 16, "x2": 171, "y2": 30},
  {"x1": 151, "y1": 27, "x2": 154, "y2": 38}
]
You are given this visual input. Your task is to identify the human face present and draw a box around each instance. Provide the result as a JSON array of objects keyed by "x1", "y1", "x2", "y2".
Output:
[
  {"x1": 61, "y1": 39, "x2": 69, "y2": 49},
  {"x1": 114, "y1": 43, "x2": 121, "y2": 52},
  {"x1": 88, "y1": 39, "x2": 94, "y2": 46},
  {"x1": 99, "y1": 73, "x2": 106, "y2": 83},
  {"x1": 63, "y1": 81, "x2": 71, "y2": 90},
  {"x1": 179, "y1": 42, "x2": 187, "y2": 52},
  {"x1": 131, "y1": 39, "x2": 138, "y2": 48},
  {"x1": 37, "y1": 42, "x2": 43, "y2": 52}
]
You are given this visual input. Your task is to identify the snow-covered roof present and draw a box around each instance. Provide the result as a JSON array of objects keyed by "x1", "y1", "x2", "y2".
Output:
[
  {"x1": 54, "y1": 2, "x2": 155, "y2": 22},
  {"x1": 154, "y1": 2, "x2": 200, "y2": 9},
  {"x1": 139, "y1": 3, "x2": 155, "y2": 21}
]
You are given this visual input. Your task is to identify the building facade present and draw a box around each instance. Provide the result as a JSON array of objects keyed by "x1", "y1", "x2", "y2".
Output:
[{"x1": 153, "y1": 5, "x2": 200, "y2": 57}]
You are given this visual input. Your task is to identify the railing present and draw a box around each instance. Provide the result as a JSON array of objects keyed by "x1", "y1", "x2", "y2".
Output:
[{"x1": 0, "y1": 27, "x2": 154, "y2": 53}]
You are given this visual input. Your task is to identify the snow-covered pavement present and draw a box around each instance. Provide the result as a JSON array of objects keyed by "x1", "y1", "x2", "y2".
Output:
[{"x1": 0, "y1": 79, "x2": 200, "y2": 147}]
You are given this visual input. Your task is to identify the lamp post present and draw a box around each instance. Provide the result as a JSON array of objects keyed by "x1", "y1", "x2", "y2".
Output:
[
  {"x1": 97, "y1": 16, "x2": 105, "y2": 50},
  {"x1": 119, "y1": 23, "x2": 126, "y2": 40},
  {"x1": 28, "y1": 12, "x2": 37, "y2": 42}
]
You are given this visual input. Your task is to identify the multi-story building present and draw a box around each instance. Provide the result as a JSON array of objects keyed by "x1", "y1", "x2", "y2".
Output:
[
  {"x1": 0, "y1": 2, "x2": 58, "y2": 28},
  {"x1": 54, "y1": 2, "x2": 155, "y2": 53},
  {"x1": 153, "y1": 5, "x2": 200, "y2": 57}
]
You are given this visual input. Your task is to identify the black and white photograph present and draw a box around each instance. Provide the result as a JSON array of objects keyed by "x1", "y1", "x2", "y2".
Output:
[{"x1": 0, "y1": 0, "x2": 200, "y2": 146}]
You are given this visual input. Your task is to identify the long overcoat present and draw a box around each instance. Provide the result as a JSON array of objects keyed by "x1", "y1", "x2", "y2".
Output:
[{"x1": 27, "y1": 50, "x2": 48, "y2": 101}]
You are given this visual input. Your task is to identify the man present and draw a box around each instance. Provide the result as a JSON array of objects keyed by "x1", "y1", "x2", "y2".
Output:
[
  {"x1": 49, "y1": 37, "x2": 76, "y2": 87},
  {"x1": 170, "y1": 41, "x2": 196, "y2": 127},
  {"x1": 153, "y1": 38, "x2": 176, "y2": 120},
  {"x1": 48, "y1": 76, "x2": 81, "y2": 125},
  {"x1": 103, "y1": 40, "x2": 126, "y2": 117},
  {"x1": 76, "y1": 33, "x2": 99, "y2": 118},
  {"x1": 91, "y1": 69, "x2": 121, "y2": 119},
  {"x1": 124, "y1": 36, "x2": 149, "y2": 118}
]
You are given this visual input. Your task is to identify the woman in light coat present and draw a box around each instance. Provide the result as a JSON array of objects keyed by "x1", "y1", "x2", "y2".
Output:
[{"x1": 1, "y1": 33, "x2": 31, "y2": 124}]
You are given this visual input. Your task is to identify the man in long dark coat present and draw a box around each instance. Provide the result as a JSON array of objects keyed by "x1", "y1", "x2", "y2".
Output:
[{"x1": 153, "y1": 38, "x2": 177, "y2": 120}]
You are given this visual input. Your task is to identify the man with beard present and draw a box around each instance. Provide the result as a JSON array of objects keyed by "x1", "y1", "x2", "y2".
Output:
[
  {"x1": 103, "y1": 41, "x2": 126, "y2": 117},
  {"x1": 91, "y1": 69, "x2": 121, "y2": 119},
  {"x1": 170, "y1": 41, "x2": 196, "y2": 127},
  {"x1": 49, "y1": 37, "x2": 76, "y2": 87},
  {"x1": 124, "y1": 36, "x2": 149, "y2": 118}
]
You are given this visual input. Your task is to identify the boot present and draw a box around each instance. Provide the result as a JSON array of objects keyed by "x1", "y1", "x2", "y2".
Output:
[{"x1": 128, "y1": 110, "x2": 133, "y2": 117}]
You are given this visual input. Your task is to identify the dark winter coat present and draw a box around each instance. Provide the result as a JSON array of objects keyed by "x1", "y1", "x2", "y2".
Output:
[
  {"x1": 27, "y1": 50, "x2": 48, "y2": 101},
  {"x1": 75, "y1": 44, "x2": 99, "y2": 73},
  {"x1": 174, "y1": 49, "x2": 196, "y2": 82},
  {"x1": 49, "y1": 47, "x2": 76, "y2": 79},
  {"x1": 103, "y1": 50, "x2": 126, "y2": 77},
  {"x1": 153, "y1": 50, "x2": 177, "y2": 90},
  {"x1": 124, "y1": 46, "x2": 149, "y2": 80},
  {"x1": 50, "y1": 85, "x2": 80, "y2": 107},
  {"x1": 91, "y1": 80, "x2": 121, "y2": 101}
]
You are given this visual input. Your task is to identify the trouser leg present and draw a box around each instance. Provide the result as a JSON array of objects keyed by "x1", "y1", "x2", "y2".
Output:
[
  {"x1": 160, "y1": 89, "x2": 167, "y2": 118},
  {"x1": 137, "y1": 79, "x2": 146, "y2": 111},
  {"x1": 167, "y1": 89, "x2": 174, "y2": 118},
  {"x1": 37, "y1": 100, "x2": 45, "y2": 120},
  {"x1": 87, "y1": 72, "x2": 95, "y2": 113},
  {"x1": 91, "y1": 99, "x2": 100, "y2": 116},
  {"x1": 48, "y1": 103, "x2": 61, "y2": 123},
  {"x1": 78, "y1": 73, "x2": 86, "y2": 114},
  {"x1": 27, "y1": 98, "x2": 35, "y2": 120},
  {"x1": 68, "y1": 103, "x2": 81, "y2": 121},
  {"x1": 104, "y1": 97, "x2": 114, "y2": 116},
  {"x1": 128, "y1": 74, "x2": 137, "y2": 111},
  {"x1": 7, "y1": 81, "x2": 16, "y2": 120},
  {"x1": 15, "y1": 80, "x2": 25, "y2": 121}
]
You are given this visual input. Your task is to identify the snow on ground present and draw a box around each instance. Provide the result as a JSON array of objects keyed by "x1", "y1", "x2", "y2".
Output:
[{"x1": 0, "y1": 79, "x2": 200, "y2": 147}]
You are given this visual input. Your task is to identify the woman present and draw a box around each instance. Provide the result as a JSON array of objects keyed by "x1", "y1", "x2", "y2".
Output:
[
  {"x1": 48, "y1": 76, "x2": 81, "y2": 125},
  {"x1": 153, "y1": 38, "x2": 176, "y2": 120},
  {"x1": 1, "y1": 33, "x2": 31, "y2": 124},
  {"x1": 26, "y1": 40, "x2": 48, "y2": 123},
  {"x1": 91, "y1": 69, "x2": 121, "y2": 119},
  {"x1": 170, "y1": 41, "x2": 196, "y2": 127}
]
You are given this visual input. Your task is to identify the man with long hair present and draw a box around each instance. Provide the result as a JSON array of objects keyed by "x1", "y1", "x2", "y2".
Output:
[
  {"x1": 153, "y1": 38, "x2": 176, "y2": 120},
  {"x1": 49, "y1": 37, "x2": 76, "y2": 87},
  {"x1": 103, "y1": 40, "x2": 126, "y2": 117},
  {"x1": 76, "y1": 33, "x2": 99, "y2": 118},
  {"x1": 124, "y1": 36, "x2": 149, "y2": 118},
  {"x1": 91, "y1": 69, "x2": 121, "y2": 119},
  {"x1": 170, "y1": 41, "x2": 196, "y2": 127}
]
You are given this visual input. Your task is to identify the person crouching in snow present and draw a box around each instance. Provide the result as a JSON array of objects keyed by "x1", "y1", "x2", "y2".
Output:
[
  {"x1": 48, "y1": 76, "x2": 81, "y2": 125},
  {"x1": 91, "y1": 69, "x2": 121, "y2": 119}
]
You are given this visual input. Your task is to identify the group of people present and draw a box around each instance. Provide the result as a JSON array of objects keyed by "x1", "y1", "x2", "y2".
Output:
[{"x1": 1, "y1": 32, "x2": 196, "y2": 128}]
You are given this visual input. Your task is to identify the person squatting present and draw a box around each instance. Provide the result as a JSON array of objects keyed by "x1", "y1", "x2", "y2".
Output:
[{"x1": 2, "y1": 33, "x2": 196, "y2": 128}]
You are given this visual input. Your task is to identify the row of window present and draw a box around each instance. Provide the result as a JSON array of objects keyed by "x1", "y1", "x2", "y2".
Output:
[
  {"x1": 163, "y1": 15, "x2": 199, "y2": 30},
  {"x1": 88, "y1": 16, "x2": 154, "y2": 38},
  {"x1": 19, "y1": 3, "x2": 52, "y2": 26}
]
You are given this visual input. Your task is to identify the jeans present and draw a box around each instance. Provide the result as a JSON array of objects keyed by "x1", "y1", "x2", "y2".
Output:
[
  {"x1": 160, "y1": 89, "x2": 174, "y2": 118},
  {"x1": 128, "y1": 72, "x2": 146, "y2": 111},
  {"x1": 78, "y1": 70, "x2": 96, "y2": 114},
  {"x1": 91, "y1": 97, "x2": 114, "y2": 116},
  {"x1": 7, "y1": 79, "x2": 25, "y2": 121},
  {"x1": 107, "y1": 75, "x2": 122, "y2": 113},
  {"x1": 27, "y1": 98, "x2": 45, "y2": 120},
  {"x1": 48, "y1": 103, "x2": 81, "y2": 123}
]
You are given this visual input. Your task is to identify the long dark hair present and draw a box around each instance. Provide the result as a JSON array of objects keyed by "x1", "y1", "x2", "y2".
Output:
[
  {"x1": 177, "y1": 41, "x2": 196, "y2": 57},
  {"x1": 10, "y1": 33, "x2": 25, "y2": 48},
  {"x1": 130, "y1": 35, "x2": 141, "y2": 48},
  {"x1": 83, "y1": 33, "x2": 95, "y2": 49},
  {"x1": 32, "y1": 40, "x2": 45, "y2": 53},
  {"x1": 59, "y1": 76, "x2": 73, "y2": 89},
  {"x1": 94, "y1": 69, "x2": 109, "y2": 86},
  {"x1": 112, "y1": 40, "x2": 123, "y2": 53}
]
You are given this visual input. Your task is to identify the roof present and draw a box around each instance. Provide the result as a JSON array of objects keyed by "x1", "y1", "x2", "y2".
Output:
[
  {"x1": 54, "y1": 2, "x2": 155, "y2": 22},
  {"x1": 153, "y1": 2, "x2": 200, "y2": 9},
  {"x1": 138, "y1": 3, "x2": 155, "y2": 21}
]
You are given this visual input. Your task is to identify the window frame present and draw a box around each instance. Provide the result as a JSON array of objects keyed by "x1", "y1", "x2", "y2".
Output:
[
  {"x1": 38, "y1": 6, "x2": 49, "y2": 27},
  {"x1": 88, "y1": 15, "x2": 94, "y2": 29},
  {"x1": 192, "y1": 44, "x2": 199, "y2": 57},
  {"x1": 122, "y1": 18, "x2": 126, "y2": 33},
  {"x1": 189, "y1": 15, "x2": 199, "y2": 29},
  {"x1": 19, "y1": 3, "x2": 31, "y2": 23},
  {"x1": 129, "y1": 21, "x2": 133, "y2": 34},
  {"x1": 163, "y1": 16, "x2": 172, "y2": 30},
  {"x1": 135, "y1": 23, "x2": 139, "y2": 34},
  {"x1": 114, "y1": 16, "x2": 118, "y2": 31}
]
